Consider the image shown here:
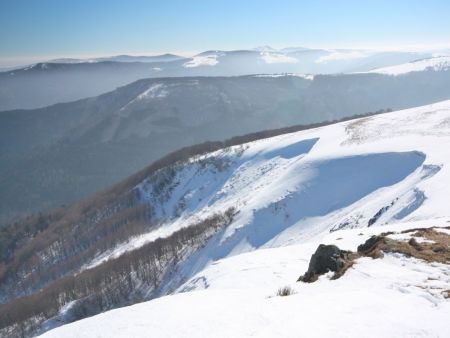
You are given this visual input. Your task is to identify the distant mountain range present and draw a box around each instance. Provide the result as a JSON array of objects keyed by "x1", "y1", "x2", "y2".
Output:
[
  {"x1": 0, "y1": 48, "x2": 438, "y2": 111},
  {"x1": 49, "y1": 53, "x2": 186, "y2": 64},
  {"x1": 2, "y1": 67, "x2": 450, "y2": 224}
]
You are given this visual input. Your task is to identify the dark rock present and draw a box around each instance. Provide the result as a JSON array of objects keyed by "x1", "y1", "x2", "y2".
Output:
[
  {"x1": 357, "y1": 235, "x2": 384, "y2": 253},
  {"x1": 368, "y1": 201, "x2": 396, "y2": 227},
  {"x1": 298, "y1": 244, "x2": 352, "y2": 283}
]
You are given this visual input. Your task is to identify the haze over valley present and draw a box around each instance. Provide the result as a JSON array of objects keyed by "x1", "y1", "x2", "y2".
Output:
[{"x1": 1, "y1": 1, "x2": 450, "y2": 337}]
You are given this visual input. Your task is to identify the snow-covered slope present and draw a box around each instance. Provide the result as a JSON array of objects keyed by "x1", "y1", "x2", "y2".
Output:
[
  {"x1": 367, "y1": 56, "x2": 450, "y2": 75},
  {"x1": 41, "y1": 100, "x2": 450, "y2": 337},
  {"x1": 85, "y1": 100, "x2": 450, "y2": 270},
  {"x1": 40, "y1": 220, "x2": 450, "y2": 338},
  {"x1": 49, "y1": 54, "x2": 186, "y2": 63}
]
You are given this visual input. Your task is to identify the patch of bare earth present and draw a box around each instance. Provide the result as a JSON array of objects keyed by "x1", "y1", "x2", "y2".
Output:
[{"x1": 341, "y1": 117, "x2": 372, "y2": 145}]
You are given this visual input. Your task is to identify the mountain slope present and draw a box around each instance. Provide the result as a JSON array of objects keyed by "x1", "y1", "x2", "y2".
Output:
[
  {"x1": 366, "y1": 56, "x2": 450, "y2": 75},
  {"x1": 50, "y1": 53, "x2": 186, "y2": 64},
  {"x1": 39, "y1": 220, "x2": 450, "y2": 338},
  {"x1": 3, "y1": 69, "x2": 450, "y2": 224},
  {"x1": 80, "y1": 99, "x2": 450, "y2": 276},
  {"x1": 1, "y1": 99, "x2": 450, "y2": 337},
  {"x1": 0, "y1": 49, "x2": 433, "y2": 111}
]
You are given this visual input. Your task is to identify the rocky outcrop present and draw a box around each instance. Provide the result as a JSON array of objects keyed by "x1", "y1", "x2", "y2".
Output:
[
  {"x1": 298, "y1": 244, "x2": 356, "y2": 282},
  {"x1": 299, "y1": 226, "x2": 450, "y2": 284}
]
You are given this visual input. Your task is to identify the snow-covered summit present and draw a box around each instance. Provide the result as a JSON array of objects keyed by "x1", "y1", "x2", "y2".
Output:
[{"x1": 367, "y1": 56, "x2": 450, "y2": 75}]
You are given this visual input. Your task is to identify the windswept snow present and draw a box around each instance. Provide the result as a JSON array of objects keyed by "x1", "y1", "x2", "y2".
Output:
[
  {"x1": 83, "y1": 100, "x2": 450, "y2": 274},
  {"x1": 366, "y1": 56, "x2": 450, "y2": 75}
]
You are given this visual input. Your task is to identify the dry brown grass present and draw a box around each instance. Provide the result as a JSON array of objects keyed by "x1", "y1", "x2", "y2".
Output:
[
  {"x1": 276, "y1": 286, "x2": 295, "y2": 297},
  {"x1": 442, "y1": 290, "x2": 450, "y2": 299},
  {"x1": 357, "y1": 227, "x2": 450, "y2": 264},
  {"x1": 401, "y1": 227, "x2": 450, "y2": 263},
  {"x1": 301, "y1": 226, "x2": 450, "y2": 283},
  {"x1": 330, "y1": 260, "x2": 356, "y2": 280}
]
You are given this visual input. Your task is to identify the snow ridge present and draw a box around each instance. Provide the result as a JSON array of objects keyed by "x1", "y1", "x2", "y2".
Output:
[
  {"x1": 84, "y1": 100, "x2": 450, "y2": 271},
  {"x1": 367, "y1": 56, "x2": 450, "y2": 75}
]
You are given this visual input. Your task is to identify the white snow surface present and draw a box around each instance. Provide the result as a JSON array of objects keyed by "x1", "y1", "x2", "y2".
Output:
[
  {"x1": 183, "y1": 54, "x2": 220, "y2": 68},
  {"x1": 366, "y1": 56, "x2": 450, "y2": 75},
  {"x1": 136, "y1": 83, "x2": 168, "y2": 100},
  {"x1": 41, "y1": 220, "x2": 450, "y2": 338},
  {"x1": 253, "y1": 73, "x2": 314, "y2": 80},
  {"x1": 46, "y1": 100, "x2": 450, "y2": 337},
  {"x1": 117, "y1": 83, "x2": 168, "y2": 114}
]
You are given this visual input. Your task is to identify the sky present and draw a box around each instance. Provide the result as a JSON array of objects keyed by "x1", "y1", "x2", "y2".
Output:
[{"x1": 1, "y1": 0, "x2": 450, "y2": 66}]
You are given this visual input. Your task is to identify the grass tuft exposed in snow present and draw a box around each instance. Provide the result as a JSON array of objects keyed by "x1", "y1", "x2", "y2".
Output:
[{"x1": 275, "y1": 285, "x2": 295, "y2": 297}]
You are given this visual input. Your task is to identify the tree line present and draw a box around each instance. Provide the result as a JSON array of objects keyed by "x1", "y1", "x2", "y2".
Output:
[{"x1": 0, "y1": 208, "x2": 236, "y2": 337}]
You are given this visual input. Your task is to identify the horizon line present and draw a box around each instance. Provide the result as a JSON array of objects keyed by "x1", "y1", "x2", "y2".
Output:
[{"x1": 2, "y1": 43, "x2": 450, "y2": 68}]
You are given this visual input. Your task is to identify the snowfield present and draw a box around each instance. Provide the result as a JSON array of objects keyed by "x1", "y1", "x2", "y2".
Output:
[
  {"x1": 43, "y1": 100, "x2": 450, "y2": 337},
  {"x1": 183, "y1": 53, "x2": 221, "y2": 68},
  {"x1": 366, "y1": 56, "x2": 450, "y2": 75},
  {"x1": 40, "y1": 220, "x2": 450, "y2": 338}
]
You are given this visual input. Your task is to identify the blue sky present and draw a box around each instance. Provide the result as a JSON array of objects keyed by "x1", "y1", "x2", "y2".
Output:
[{"x1": 1, "y1": 0, "x2": 450, "y2": 66}]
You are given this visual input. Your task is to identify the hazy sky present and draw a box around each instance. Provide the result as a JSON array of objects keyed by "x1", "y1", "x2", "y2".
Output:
[{"x1": 1, "y1": 0, "x2": 450, "y2": 66}]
